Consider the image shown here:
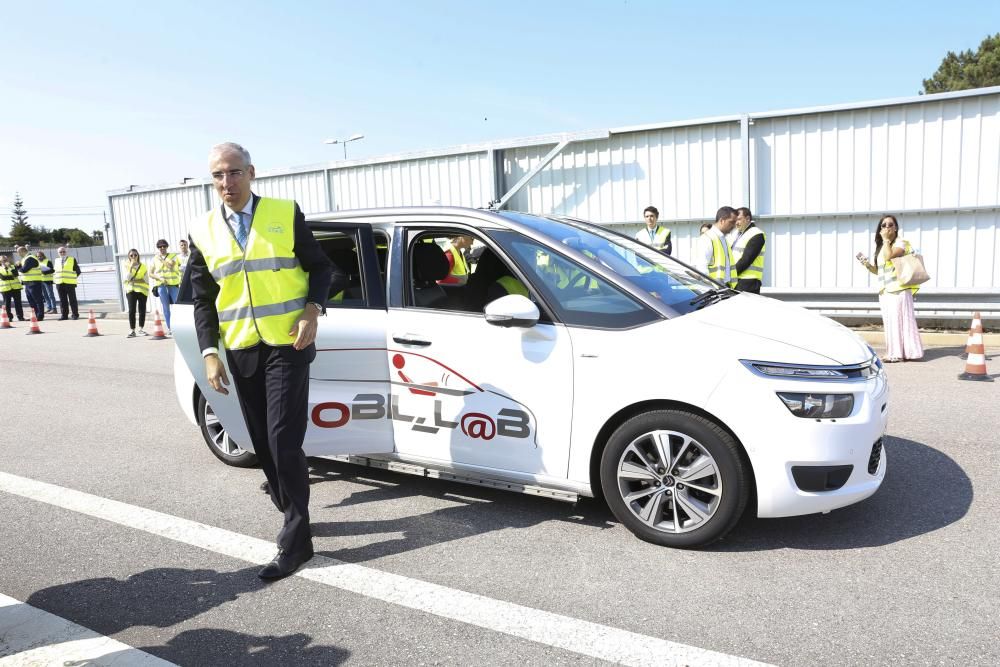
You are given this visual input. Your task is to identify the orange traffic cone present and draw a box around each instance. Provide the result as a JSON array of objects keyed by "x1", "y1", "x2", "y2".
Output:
[
  {"x1": 958, "y1": 311, "x2": 992, "y2": 382},
  {"x1": 26, "y1": 314, "x2": 43, "y2": 335},
  {"x1": 83, "y1": 309, "x2": 101, "y2": 337},
  {"x1": 149, "y1": 310, "x2": 168, "y2": 340},
  {"x1": 0, "y1": 308, "x2": 11, "y2": 329}
]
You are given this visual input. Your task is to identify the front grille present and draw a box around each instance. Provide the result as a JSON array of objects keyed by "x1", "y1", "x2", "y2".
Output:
[{"x1": 868, "y1": 438, "x2": 883, "y2": 474}]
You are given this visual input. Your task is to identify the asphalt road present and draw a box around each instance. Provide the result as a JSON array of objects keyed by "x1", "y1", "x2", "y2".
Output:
[{"x1": 1, "y1": 317, "x2": 997, "y2": 666}]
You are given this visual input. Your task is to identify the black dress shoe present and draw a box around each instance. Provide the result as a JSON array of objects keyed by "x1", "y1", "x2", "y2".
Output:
[
  {"x1": 59, "y1": 317, "x2": 68, "y2": 321},
  {"x1": 258, "y1": 544, "x2": 314, "y2": 580}
]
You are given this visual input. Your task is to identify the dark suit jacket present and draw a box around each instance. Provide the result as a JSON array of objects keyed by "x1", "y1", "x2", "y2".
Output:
[{"x1": 188, "y1": 194, "x2": 339, "y2": 377}]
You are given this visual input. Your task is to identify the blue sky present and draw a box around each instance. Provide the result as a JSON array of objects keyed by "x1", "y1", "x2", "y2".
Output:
[{"x1": 1, "y1": 0, "x2": 998, "y2": 236}]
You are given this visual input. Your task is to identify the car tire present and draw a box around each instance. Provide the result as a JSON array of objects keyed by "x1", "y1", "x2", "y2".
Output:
[
  {"x1": 599, "y1": 409, "x2": 749, "y2": 548},
  {"x1": 197, "y1": 392, "x2": 258, "y2": 468}
]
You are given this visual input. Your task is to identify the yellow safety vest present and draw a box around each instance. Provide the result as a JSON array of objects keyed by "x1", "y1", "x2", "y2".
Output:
[
  {"x1": 443, "y1": 242, "x2": 469, "y2": 284},
  {"x1": 707, "y1": 234, "x2": 736, "y2": 288},
  {"x1": 0, "y1": 266, "x2": 20, "y2": 292},
  {"x1": 18, "y1": 255, "x2": 43, "y2": 283},
  {"x1": 55, "y1": 257, "x2": 78, "y2": 286},
  {"x1": 39, "y1": 258, "x2": 54, "y2": 283},
  {"x1": 635, "y1": 225, "x2": 671, "y2": 251},
  {"x1": 123, "y1": 263, "x2": 149, "y2": 296},
  {"x1": 152, "y1": 252, "x2": 181, "y2": 286},
  {"x1": 496, "y1": 275, "x2": 529, "y2": 297},
  {"x1": 189, "y1": 198, "x2": 308, "y2": 351},
  {"x1": 732, "y1": 226, "x2": 766, "y2": 282},
  {"x1": 879, "y1": 240, "x2": 919, "y2": 296}
]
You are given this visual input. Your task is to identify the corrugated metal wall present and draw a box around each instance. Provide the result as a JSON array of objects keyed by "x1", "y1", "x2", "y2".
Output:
[{"x1": 108, "y1": 88, "x2": 1000, "y2": 310}]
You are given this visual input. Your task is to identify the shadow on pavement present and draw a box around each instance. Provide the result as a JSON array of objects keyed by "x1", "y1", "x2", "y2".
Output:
[
  {"x1": 306, "y1": 458, "x2": 616, "y2": 563},
  {"x1": 716, "y1": 436, "x2": 973, "y2": 551},
  {"x1": 26, "y1": 566, "x2": 349, "y2": 666},
  {"x1": 306, "y1": 435, "x2": 971, "y2": 557}
]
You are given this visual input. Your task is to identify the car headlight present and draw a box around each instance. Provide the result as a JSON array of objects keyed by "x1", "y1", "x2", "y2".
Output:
[
  {"x1": 777, "y1": 392, "x2": 854, "y2": 419},
  {"x1": 742, "y1": 361, "x2": 847, "y2": 379}
]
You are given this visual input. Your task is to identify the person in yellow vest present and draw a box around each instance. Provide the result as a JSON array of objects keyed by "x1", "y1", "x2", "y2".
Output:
[
  {"x1": 189, "y1": 142, "x2": 337, "y2": 580},
  {"x1": 36, "y1": 250, "x2": 58, "y2": 313},
  {"x1": 122, "y1": 249, "x2": 149, "y2": 337},
  {"x1": 150, "y1": 239, "x2": 181, "y2": 332},
  {"x1": 54, "y1": 246, "x2": 82, "y2": 320},
  {"x1": 694, "y1": 207, "x2": 737, "y2": 288},
  {"x1": 15, "y1": 246, "x2": 48, "y2": 320},
  {"x1": 634, "y1": 206, "x2": 672, "y2": 255},
  {"x1": 856, "y1": 214, "x2": 924, "y2": 363},
  {"x1": 0, "y1": 254, "x2": 26, "y2": 321},
  {"x1": 732, "y1": 207, "x2": 766, "y2": 294},
  {"x1": 438, "y1": 235, "x2": 473, "y2": 285}
]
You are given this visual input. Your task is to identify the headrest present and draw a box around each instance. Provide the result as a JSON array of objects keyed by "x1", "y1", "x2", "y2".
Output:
[{"x1": 412, "y1": 242, "x2": 450, "y2": 283}]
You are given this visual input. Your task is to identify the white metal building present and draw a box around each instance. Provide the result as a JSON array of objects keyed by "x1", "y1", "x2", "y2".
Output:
[{"x1": 108, "y1": 87, "x2": 1000, "y2": 322}]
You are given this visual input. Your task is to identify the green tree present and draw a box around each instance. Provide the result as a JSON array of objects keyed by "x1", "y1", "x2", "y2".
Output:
[
  {"x1": 922, "y1": 33, "x2": 1000, "y2": 94},
  {"x1": 66, "y1": 229, "x2": 95, "y2": 246},
  {"x1": 9, "y1": 193, "x2": 35, "y2": 245}
]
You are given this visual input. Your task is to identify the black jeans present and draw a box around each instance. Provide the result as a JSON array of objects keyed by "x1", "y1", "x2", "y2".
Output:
[
  {"x1": 24, "y1": 283, "x2": 44, "y2": 320},
  {"x1": 126, "y1": 291, "x2": 147, "y2": 330},
  {"x1": 57, "y1": 283, "x2": 79, "y2": 318},
  {"x1": 3, "y1": 290, "x2": 24, "y2": 320}
]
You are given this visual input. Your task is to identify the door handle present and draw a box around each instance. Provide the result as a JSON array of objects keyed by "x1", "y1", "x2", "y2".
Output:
[{"x1": 392, "y1": 333, "x2": 432, "y2": 347}]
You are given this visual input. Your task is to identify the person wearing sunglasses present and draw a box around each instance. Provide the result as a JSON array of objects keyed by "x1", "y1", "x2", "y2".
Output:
[
  {"x1": 149, "y1": 239, "x2": 181, "y2": 333},
  {"x1": 856, "y1": 214, "x2": 923, "y2": 362},
  {"x1": 122, "y1": 249, "x2": 149, "y2": 337}
]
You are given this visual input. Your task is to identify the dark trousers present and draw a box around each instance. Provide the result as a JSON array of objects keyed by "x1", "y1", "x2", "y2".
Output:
[
  {"x1": 24, "y1": 283, "x2": 44, "y2": 320},
  {"x1": 736, "y1": 278, "x2": 761, "y2": 294},
  {"x1": 231, "y1": 345, "x2": 312, "y2": 553},
  {"x1": 57, "y1": 283, "x2": 79, "y2": 319},
  {"x1": 126, "y1": 291, "x2": 147, "y2": 330},
  {"x1": 3, "y1": 290, "x2": 25, "y2": 320}
]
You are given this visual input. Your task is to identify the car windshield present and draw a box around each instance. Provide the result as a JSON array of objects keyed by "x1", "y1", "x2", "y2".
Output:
[{"x1": 498, "y1": 212, "x2": 727, "y2": 315}]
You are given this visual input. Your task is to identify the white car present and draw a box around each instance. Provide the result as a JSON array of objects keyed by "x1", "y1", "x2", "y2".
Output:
[{"x1": 173, "y1": 207, "x2": 888, "y2": 547}]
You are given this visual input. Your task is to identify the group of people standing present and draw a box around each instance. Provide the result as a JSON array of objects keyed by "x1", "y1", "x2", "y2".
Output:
[
  {"x1": 634, "y1": 205, "x2": 766, "y2": 293},
  {"x1": 634, "y1": 205, "x2": 923, "y2": 362},
  {"x1": 121, "y1": 239, "x2": 189, "y2": 337},
  {"x1": 0, "y1": 245, "x2": 82, "y2": 322}
]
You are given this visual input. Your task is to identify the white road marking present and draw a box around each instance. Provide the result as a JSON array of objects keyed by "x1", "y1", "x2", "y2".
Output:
[
  {"x1": 0, "y1": 593, "x2": 175, "y2": 666},
  {"x1": 0, "y1": 471, "x2": 771, "y2": 667}
]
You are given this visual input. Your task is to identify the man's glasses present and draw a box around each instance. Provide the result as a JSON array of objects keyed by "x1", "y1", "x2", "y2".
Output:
[{"x1": 211, "y1": 169, "x2": 245, "y2": 181}]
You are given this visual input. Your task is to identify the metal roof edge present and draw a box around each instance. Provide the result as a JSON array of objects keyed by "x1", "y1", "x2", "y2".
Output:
[
  {"x1": 609, "y1": 114, "x2": 743, "y2": 134},
  {"x1": 748, "y1": 86, "x2": 1000, "y2": 120}
]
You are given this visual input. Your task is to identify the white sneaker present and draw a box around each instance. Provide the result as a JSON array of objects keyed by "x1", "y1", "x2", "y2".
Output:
[{"x1": 138, "y1": 328, "x2": 149, "y2": 336}]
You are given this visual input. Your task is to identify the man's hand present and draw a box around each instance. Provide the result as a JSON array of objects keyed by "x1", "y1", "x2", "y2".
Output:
[
  {"x1": 205, "y1": 354, "x2": 230, "y2": 395},
  {"x1": 289, "y1": 306, "x2": 320, "y2": 350}
]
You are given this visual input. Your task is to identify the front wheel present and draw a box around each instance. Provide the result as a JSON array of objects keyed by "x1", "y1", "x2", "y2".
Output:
[
  {"x1": 197, "y1": 392, "x2": 257, "y2": 468},
  {"x1": 599, "y1": 409, "x2": 749, "y2": 548}
]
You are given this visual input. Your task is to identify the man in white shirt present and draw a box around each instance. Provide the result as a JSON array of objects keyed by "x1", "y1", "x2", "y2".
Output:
[
  {"x1": 177, "y1": 239, "x2": 191, "y2": 275},
  {"x1": 695, "y1": 207, "x2": 738, "y2": 286}
]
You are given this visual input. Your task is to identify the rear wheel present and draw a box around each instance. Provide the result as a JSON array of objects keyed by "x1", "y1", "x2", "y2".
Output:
[
  {"x1": 197, "y1": 392, "x2": 257, "y2": 468},
  {"x1": 600, "y1": 409, "x2": 749, "y2": 548}
]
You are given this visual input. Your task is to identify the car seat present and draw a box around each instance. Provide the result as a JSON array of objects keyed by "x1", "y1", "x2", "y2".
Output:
[
  {"x1": 411, "y1": 242, "x2": 449, "y2": 308},
  {"x1": 463, "y1": 249, "x2": 510, "y2": 312}
]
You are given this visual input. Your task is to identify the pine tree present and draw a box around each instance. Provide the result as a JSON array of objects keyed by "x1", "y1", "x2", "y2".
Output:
[
  {"x1": 9, "y1": 193, "x2": 35, "y2": 245},
  {"x1": 923, "y1": 33, "x2": 1000, "y2": 94}
]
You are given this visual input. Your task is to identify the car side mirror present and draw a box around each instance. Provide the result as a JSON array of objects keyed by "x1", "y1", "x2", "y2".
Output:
[{"x1": 484, "y1": 294, "x2": 540, "y2": 328}]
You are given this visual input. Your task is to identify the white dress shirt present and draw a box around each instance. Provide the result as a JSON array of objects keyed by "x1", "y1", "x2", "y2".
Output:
[{"x1": 695, "y1": 226, "x2": 732, "y2": 282}]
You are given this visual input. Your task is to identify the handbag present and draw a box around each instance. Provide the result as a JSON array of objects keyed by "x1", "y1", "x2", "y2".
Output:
[
  {"x1": 895, "y1": 253, "x2": 930, "y2": 286},
  {"x1": 152, "y1": 285, "x2": 159, "y2": 297}
]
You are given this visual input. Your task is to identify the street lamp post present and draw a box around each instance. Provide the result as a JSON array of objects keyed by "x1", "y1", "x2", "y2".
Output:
[{"x1": 323, "y1": 133, "x2": 365, "y2": 159}]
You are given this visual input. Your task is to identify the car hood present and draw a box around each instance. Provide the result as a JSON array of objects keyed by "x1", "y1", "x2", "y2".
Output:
[{"x1": 685, "y1": 293, "x2": 871, "y2": 365}]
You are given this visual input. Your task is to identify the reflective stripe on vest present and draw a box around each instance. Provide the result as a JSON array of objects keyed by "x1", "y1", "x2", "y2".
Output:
[
  {"x1": 189, "y1": 197, "x2": 308, "y2": 350},
  {"x1": 0, "y1": 267, "x2": 19, "y2": 292},
  {"x1": 18, "y1": 255, "x2": 42, "y2": 282},
  {"x1": 55, "y1": 257, "x2": 78, "y2": 285},
  {"x1": 733, "y1": 226, "x2": 766, "y2": 282},
  {"x1": 124, "y1": 263, "x2": 149, "y2": 296},
  {"x1": 879, "y1": 239, "x2": 919, "y2": 295},
  {"x1": 444, "y1": 243, "x2": 469, "y2": 283},
  {"x1": 636, "y1": 225, "x2": 671, "y2": 250},
  {"x1": 708, "y1": 235, "x2": 736, "y2": 288},
  {"x1": 153, "y1": 253, "x2": 180, "y2": 286},
  {"x1": 496, "y1": 275, "x2": 529, "y2": 297}
]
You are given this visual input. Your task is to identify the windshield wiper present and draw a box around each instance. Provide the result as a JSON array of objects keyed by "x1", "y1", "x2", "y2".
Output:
[{"x1": 689, "y1": 287, "x2": 739, "y2": 309}]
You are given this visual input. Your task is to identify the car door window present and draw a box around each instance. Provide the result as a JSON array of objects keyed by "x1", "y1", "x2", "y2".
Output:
[{"x1": 497, "y1": 232, "x2": 658, "y2": 329}]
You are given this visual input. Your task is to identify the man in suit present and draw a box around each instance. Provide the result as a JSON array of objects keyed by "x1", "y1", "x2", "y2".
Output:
[{"x1": 188, "y1": 142, "x2": 338, "y2": 580}]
